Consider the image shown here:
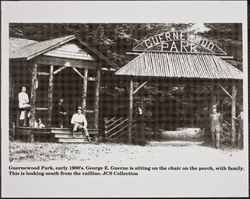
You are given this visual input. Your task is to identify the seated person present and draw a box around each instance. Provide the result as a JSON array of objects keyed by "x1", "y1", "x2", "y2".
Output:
[
  {"x1": 34, "y1": 118, "x2": 46, "y2": 128},
  {"x1": 71, "y1": 107, "x2": 91, "y2": 141}
]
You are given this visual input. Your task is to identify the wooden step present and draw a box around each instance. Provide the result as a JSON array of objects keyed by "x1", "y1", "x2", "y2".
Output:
[
  {"x1": 51, "y1": 128, "x2": 72, "y2": 134},
  {"x1": 57, "y1": 138, "x2": 90, "y2": 143},
  {"x1": 54, "y1": 134, "x2": 85, "y2": 138},
  {"x1": 51, "y1": 128, "x2": 99, "y2": 135}
]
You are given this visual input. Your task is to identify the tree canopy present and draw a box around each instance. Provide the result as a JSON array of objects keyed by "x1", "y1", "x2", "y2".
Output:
[
  {"x1": 9, "y1": 23, "x2": 243, "y2": 129},
  {"x1": 10, "y1": 23, "x2": 242, "y2": 69}
]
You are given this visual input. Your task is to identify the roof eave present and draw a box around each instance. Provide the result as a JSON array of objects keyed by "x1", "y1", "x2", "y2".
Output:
[{"x1": 26, "y1": 35, "x2": 76, "y2": 61}]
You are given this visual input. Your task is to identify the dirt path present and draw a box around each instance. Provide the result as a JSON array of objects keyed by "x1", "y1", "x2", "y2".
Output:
[{"x1": 9, "y1": 140, "x2": 243, "y2": 164}]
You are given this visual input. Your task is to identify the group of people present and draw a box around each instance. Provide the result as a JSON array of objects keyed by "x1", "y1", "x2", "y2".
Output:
[
  {"x1": 17, "y1": 86, "x2": 244, "y2": 147},
  {"x1": 18, "y1": 86, "x2": 91, "y2": 141},
  {"x1": 209, "y1": 104, "x2": 243, "y2": 149}
]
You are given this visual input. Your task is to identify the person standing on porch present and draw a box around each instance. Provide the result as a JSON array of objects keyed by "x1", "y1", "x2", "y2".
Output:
[
  {"x1": 71, "y1": 107, "x2": 91, "y2": 141},
  {"x1": 55, "y1": 98, "x2": 67, "y2": 128},
  {"x1": 209, "y1": 105, "x2": 222, "y2": 149},
  {"x1": 18, "y1": 86, "x2": 30, "y2": 126}
]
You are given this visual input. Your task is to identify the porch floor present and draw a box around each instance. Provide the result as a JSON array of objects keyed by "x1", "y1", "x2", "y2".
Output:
[{"x1": 13, "y1": 127, "x2": 99, "y2": 143}]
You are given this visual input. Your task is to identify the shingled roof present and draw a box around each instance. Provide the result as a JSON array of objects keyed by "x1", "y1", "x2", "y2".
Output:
[
  {"x1": 115, "y1": 52, "x2": 243, "y2": 80},
  {"x1": 9, "y1": 35, "x2": 117, "y2": 69}
]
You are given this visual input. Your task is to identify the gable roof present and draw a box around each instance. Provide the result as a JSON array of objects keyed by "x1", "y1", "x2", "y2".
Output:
[
  {"x1": 10, "y1": 35, "x2": 75, "y2": 60},
  {"x1": 9, "y1": 35, "x2": 117, "y2": 69},
  {"x1": 115, "y1": 52, "x2": 243, "y2": 80}
]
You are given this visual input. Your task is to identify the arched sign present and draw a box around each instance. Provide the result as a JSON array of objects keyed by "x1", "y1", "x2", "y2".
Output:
[{"x1": 132, "y1": 31, "x2": 227, "y2": 55}]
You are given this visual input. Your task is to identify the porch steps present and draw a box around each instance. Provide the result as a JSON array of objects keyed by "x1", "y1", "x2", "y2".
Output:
[
  {"x1": 14, "y1": 126, "x2": 99, "y2": 143},
  {"x1": 57, "y1": 137, "x2": 90, "y2": 143},
  {"x1": 52, "y1": 128, "x2": 99, "y2": 143},
  {"x1": 54, "y1": 133, "x2": 85, "y2": 139}
]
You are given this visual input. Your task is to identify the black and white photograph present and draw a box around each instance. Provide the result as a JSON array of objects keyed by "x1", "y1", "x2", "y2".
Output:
[{"x1": 1, "y1": 1, "x2": 248, "y2": 198}]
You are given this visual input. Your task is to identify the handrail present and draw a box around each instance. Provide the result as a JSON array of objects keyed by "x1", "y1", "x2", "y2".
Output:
[
  {"x1": 106, "y1": 117, "x2": 117, "y2": 124},
  {"x1": 106, "y1": 118, "x2": 129, "y2": 134},
  {"x1": 108, "y1": 124, "x2": 129, "y2": 138},
  {"x1": 106, "y1": 117, "x2": 124, "y2": 129}
]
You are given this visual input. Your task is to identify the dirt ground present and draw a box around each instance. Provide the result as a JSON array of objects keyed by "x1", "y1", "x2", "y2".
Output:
[{"x1": 9, "y1": 140, "x2": 243, "y2": 164}]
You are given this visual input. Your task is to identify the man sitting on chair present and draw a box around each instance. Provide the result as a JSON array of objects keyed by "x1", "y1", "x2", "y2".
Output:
[{"x1": 71, "y1": 107, "x2": 91, "y2": 141}]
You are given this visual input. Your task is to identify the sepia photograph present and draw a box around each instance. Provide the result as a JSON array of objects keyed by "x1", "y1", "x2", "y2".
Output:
[
  {"x1": 1, "y1": 1, "x2": 248, "y2": 198},
  {"x1": 8, "y1": 23, "x2": 244, "y2": 161}
]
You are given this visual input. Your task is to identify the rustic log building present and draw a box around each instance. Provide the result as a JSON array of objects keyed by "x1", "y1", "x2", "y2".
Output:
[
  {"x1": 9, "y1": 31, "x2": 243, "y2": 148},
  {"x1": 116, "y1": 31, "x2": 243, "y2": 147},
  {"x1": 9, "y1": 35, "x2": 116, "y2": 143}
]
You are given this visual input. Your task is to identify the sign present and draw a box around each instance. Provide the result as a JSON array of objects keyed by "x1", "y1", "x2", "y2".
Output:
[{"x1": 133, "y1": 31, "x2": 227, "y2": 55}]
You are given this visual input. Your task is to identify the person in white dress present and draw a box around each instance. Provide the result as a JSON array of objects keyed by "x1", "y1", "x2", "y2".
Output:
[{"x1": 18, "y1": 86, "x2": 31, "y2": 126}]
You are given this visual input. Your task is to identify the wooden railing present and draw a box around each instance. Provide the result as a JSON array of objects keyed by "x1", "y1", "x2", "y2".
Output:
[
  {"x1": 104, "y1": 117, "x2": 129, "y2": 140},
  {"x1": 221, "y1": 120, "x2": 238, "y2": 142}
]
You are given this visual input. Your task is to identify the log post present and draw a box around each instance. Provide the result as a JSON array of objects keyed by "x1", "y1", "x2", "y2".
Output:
[
  {"x1": 211, "y1": 85, "x2": 217, "y2": 106},
  {"x1": 29, "y1": 64, "x2": 38, "y2": 127},
  {"x1": 206, "y1": 84, "x2": 217, "y2": 144},
  {"x1": 47, "y1": 65, "x2": 54, "y2": 127},
  {"x1": 93, "y1": 69, "x2": 101, "y2": 129},
  {"x1": 231, "y1": 82, "x2": 237, "y2": 146},
  {"x1": 82, "y1": 69, "x2": 88, "y2": 113},
  {"x1": 128, "y1": 77, "x2": 134, "y2": 144}
]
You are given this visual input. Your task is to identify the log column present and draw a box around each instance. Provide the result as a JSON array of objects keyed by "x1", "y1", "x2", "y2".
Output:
[
  {"x1": 82, "y1": 69, "x2": 88, "y2": 113},
  {"x1": 93, "y1": 69, "x2": 101, "y2": 129},
  {"x1": 128, "y1": 77, "x2": 134, "y2": 144},
  {"x1": 47, "y1": 65, "x2": 54, "y2": 127},
  {"x1": 231, "y1": 82, "x2": 237, "y2": 146},
  {"x1": 207, "y1": 84, "x2": 217, "y2": 144},
  {"x1": 30, "y1": 64, "x2": 38, "y2": 127}
]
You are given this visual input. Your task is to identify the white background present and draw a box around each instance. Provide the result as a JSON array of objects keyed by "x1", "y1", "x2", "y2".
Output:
[{"x1": 1, "y1": 1, "x2": 248, "y2": 197}]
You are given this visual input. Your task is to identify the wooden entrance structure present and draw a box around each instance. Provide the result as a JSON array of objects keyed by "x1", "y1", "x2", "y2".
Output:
[
  {"x1": 115, "y1": 52, "x2": 243, "y2": 146},
  {"x1": 9, "y1": 35, "x2": 116, "y2": 142}
]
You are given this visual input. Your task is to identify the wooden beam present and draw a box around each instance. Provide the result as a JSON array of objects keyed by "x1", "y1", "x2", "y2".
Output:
[
  {"x1": 88, "y1": 77, "x2": 97, "y2": 81},
  {"x1": 47, "y1": 65, "x2": 54, "y2": 127},
  {"x1": 93, "y1": 70, "x2": 101, "y2": 129},
  {"x1": 211, "y1": 85, "x2": 217, "y2": 106},
  {"x1": 218, "y1": 83, "x2": 232, "y2": 98},
  {"x1": 126, "y1": 52, "x2": 141, "y2": 55},
  {"x1": 29, "y1": 64, "x2": 38, "y2": 127},
  {"x1": 128, "y1": 77, "x2": 133, "y2": 144},
  {"x1": 38, "y1": 72, "x2": 50, "y2": 76},
  {"x1": 231, "y1": 82, "x2": 237, "y2": 146},
  {"x1": 53, "y1": 66, "x2": 67, "y2": 75},
  {"x1": 81, "y1": 68, "x2": 88, "y2": 113},
  {"x1": 35, "y1": 56, "x2": 97, "y2": 70},
  {"x1": 72, "y1": 67, "x2": 85, "y2": 80},
  {"x1": 218, "y1": 56, "x2": 234, "y2": 60},
  {"x1": 133, "y1": 81, "x2": 148, "y2": 95},
  {"x1": 36, "y1": 107, "x2": 48, "y2": 111}
]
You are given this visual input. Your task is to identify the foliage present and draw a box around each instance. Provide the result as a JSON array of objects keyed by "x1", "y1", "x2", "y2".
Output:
[{"x1": 9, "y1": 23, "x2": 243, "y2": 129}]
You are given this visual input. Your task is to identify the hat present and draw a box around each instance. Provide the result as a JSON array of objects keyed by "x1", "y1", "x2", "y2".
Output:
[
  {"x1": 77, "y1": 106, "x2": 83, "y2": 111},
  {"x1": 212, "y1": 105, "x2": 217, "y2": 109}
]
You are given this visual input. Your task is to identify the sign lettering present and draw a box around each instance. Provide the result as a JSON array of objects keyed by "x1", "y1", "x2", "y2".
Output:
[{"x1": 133, "y1": 31, "x2": 226, "y2": 55}]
